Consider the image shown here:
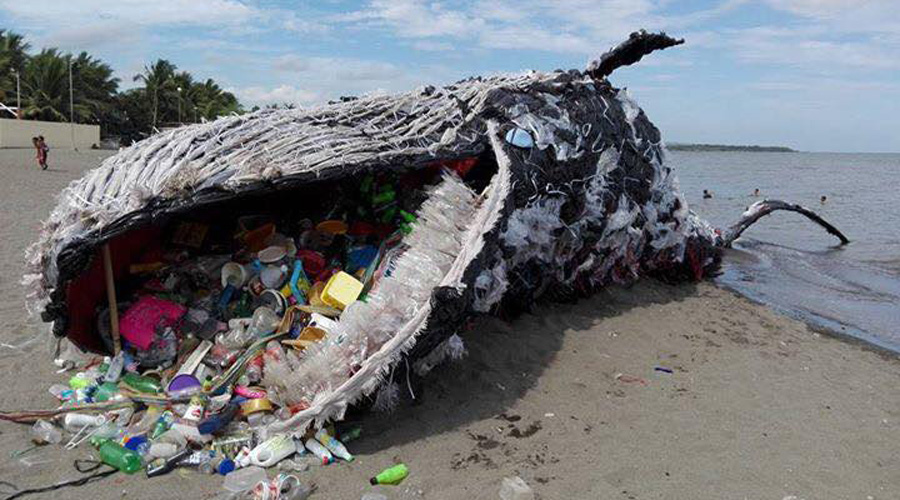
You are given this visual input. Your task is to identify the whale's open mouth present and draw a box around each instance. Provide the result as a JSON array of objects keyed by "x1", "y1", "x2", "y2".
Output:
[{"x1": 56, "y1": 128, "x2": 511, "y2": 431}]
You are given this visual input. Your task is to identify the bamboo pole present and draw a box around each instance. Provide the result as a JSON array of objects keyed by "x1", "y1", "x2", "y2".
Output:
[{"x1": 101, "y1": 244, "x2": 121, "y2": 354}]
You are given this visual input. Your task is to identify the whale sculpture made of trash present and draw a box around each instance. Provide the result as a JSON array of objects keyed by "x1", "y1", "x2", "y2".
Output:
[{"x1": 23, "y1": 31, "x2": 847, "y2": 433}]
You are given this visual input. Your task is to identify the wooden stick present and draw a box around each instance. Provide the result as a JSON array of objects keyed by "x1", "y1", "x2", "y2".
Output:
[{"x1": 101, "y1": 244, "x2": 121, "y2": 354}]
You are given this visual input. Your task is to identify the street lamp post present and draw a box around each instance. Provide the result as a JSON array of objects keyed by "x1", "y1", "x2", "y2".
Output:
[
  {"x1": 177, "y1": 86, "x2": 182, "y2": 124},
  {"x1": 69, "y1": 58, "x2": 76, "y2": 149},
  {"x1": 10, "y1": 69, "x2": 21, "y2": 116}
]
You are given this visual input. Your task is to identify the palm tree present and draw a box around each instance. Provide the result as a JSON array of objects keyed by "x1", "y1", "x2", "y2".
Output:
[
  {"x1": 0, "y1": 30, "x2": 30, "y2": 105},
  {"x1": 191, "y1": 78, "x2": 242, "y2": 120},
  {"x1": 71, "y1": 51, "x2": 119, "y2": 125},
  {"x1": 20, "y1": 49, "x2": 75, "y2": 121},
  {"x1": 133, "y1": 59, "x2": 177, "y2": 130}
]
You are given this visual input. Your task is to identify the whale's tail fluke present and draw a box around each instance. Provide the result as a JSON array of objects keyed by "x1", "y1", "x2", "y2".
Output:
[{"x1": 719, "y1": 199, "x2": 850, "y2": 248}]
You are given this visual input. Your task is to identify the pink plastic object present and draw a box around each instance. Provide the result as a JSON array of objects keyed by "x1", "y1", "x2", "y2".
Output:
[
  {"x1": 119, "y1": 295, "x2": 187, "y2": 350},
  {"x1": 234, "y1": 385, "x2": 268, "y2": 399},
  {"x1": 120, "y1": 296, "x2": 187, "y2": 350}
]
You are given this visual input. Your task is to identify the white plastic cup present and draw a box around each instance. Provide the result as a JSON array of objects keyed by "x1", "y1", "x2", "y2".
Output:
[{"x1": 221, "y1": 262, "x2": 248, "y2": 288}]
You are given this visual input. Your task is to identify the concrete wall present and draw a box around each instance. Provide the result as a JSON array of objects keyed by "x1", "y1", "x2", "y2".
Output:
[{"x1": 0, "y1": 119, "x2": 100, "y2": 149}]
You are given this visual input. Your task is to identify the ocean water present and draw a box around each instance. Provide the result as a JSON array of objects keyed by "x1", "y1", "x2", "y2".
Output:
[{"x1": 671, "y1": 151, "x2": 900, "y2": 351}]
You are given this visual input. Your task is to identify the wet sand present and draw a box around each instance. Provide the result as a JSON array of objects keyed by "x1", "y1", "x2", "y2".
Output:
[{"x1": 0, "y1": 149, "x2": 898, "y2": 499}]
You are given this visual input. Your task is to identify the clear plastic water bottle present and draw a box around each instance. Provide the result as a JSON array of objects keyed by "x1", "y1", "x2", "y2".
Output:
[{"x1": 104, "y1": 351, "x2": 125, "y2": 383}]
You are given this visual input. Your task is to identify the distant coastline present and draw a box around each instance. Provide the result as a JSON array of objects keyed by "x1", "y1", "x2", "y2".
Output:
[{"x1": 667, "y1": 143, "x2": 796, "y2": 152}]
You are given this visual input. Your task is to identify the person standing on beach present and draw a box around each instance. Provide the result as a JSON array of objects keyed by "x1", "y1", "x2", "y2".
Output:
[
  {"x1": 32, "y1": 137, "x2": 48, "y2": 170},
  {"x1": 39, "y1": 136, "x2": 50, "y2": 170}
]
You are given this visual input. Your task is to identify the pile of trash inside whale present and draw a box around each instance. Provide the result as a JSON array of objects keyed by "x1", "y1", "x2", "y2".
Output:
[{"x1": 4, "y1": 167, "x2": 456, "y2": 498}]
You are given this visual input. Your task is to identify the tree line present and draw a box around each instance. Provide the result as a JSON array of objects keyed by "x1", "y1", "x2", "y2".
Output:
[{"x1": 0, "y1": 29, "x2": 243, "y2": 144}]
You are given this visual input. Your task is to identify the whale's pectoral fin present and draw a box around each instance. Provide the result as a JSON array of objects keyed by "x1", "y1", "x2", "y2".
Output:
[
  {"x1": 587, "y1": 30, "x2": 685, "y2": 79},
  {"x1": 720, "y1": 199, "x2": 850, "y2": 248}
]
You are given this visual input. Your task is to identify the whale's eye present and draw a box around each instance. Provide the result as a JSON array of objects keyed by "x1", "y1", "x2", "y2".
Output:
[{"x1": 504, "y1": 127, "x2": 534, "y2": 149}]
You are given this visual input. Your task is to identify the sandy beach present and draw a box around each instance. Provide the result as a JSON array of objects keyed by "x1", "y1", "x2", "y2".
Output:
[{"x1": 0, "y1": 148, "x2": 898, "y2": 500}]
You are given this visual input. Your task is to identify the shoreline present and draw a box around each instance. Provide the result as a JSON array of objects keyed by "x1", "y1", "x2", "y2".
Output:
[
  {"x1": 0, "y1": 149, "x2": 898, "y2": 499},
  {"x1": 715, "y1": 280, "x2": 900, "y2": 360}
]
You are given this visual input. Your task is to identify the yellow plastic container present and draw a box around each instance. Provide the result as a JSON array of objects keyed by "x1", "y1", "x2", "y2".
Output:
[{"x1": 321, "y1": 271, "x2": 363, "y2": 310}]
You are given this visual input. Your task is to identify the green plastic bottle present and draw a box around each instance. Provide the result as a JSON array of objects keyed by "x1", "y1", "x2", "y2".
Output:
[
  {"x1": 121, "y1": 372, "x2": 161, "y2": 394},
  {"x1": 94, "y1": 438, "x2": 142, "y2": 474},
  {"x1": 369, "y1": 463, "x2": 409, "y2": 485},
  {"x1": 93, "y1": 382, "x2": 121, "y2": 402}
]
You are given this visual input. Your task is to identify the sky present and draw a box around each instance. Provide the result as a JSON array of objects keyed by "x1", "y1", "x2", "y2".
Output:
[{"x1": 1, "y1": 0, "x2": 898, "y2": 152}]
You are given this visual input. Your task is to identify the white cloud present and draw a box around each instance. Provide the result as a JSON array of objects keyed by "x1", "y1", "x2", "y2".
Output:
[
  {"x1": 411, "y1": 40, "x2": 455, "y2": 51},
  {"x1": 344, "y1": 0, "x2": 747, "y2": 55},
  {"x1": 362, "y1": 0, "x2": 483, "y2": 38},
  {"x1": 233, "y1": 84, "x2": 321, "y2": 106},
  {"x1": 0, "y1": 0, "x2": 255, "y2": 27},
  {"x1": 38, "y1": 21, "x2": 141, "y2": 50},
  {"x1": 727, "y1": 25, "x2": 900, "y2": 71},
  {"x1": 765, "y1": 0, "x2": 900, "y2": 33},
  {"x1": 273, "y1": 55, "x2": 404, "y2": 82},
  {"x1": 236, "y1": 55, "x2": 463, "y2": 108}
]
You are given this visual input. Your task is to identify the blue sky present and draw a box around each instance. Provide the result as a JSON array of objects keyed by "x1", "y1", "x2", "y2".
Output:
[{"x1": 1, "y1": 0, "x2": 898, "y2": 152}]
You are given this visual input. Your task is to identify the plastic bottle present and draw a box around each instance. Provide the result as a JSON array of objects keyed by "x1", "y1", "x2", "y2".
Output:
[
  {"x1": 248, "y1": 307, "x2": 280, "y2": 337},
  {"x1": 93, "y1": 381, "x2": 121, "y2": 402},
  {"x1": 181, "y1": 449, "x2": 215, "y2": 468},
  {"x1": 103, "y1": 351, "x2": 125, "y2": 383},
  {"x1": 302, "y1": 438, "x2": 334, "y2": 465},
  {"x1": 222, "y1": 465, "x2": 267, "y2": 493},
  {"x1": 30, "y1": 420, "x2": 62, "y2": 444},
  {"x1": 94, "y1": 438, "x2": 143, "y2": 474},
  {"x1": 369, "y1": 463, "x2": 409, "y2": 485},
  {"x1": 145, "y1": 448, "x2": 191, "y2": 478},
  {"x1": 314, "y1": 428, "x2": 353, "y2": 461},
  {"x1": 92, "y1": 421, "x2": 128, "y2": 441},
  {"x1": 249, "y1": 434, "x2": 296, "y2": 468},
  {"x1": 198, "y1": 452, "x2": 236, "y2": 475},
  {"x1": 121, "y1": 372, "x2": 162, "y2": 393},
  {"x1": 245, "y1": 356, "x2": 263, "y2": 384},
  {"x1": 150, "y1": 411, "x2": 175, "y2": 439},
  {"x1": 63, "y1": 413, "x2": 105, "y2": 432},
  {"x1": 124, "y1": 435, "x2": 150, "y2": 456}
]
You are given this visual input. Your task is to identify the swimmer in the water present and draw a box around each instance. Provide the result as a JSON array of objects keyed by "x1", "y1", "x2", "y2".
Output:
[
  {"x1": 752, "y1": 188, "x2": 760, "y2": 197},
  {"x1": 703, "y1": 189, "x2": 713, "y2": 199},
  {"x1": 820, "y1": 195, "x2": 827, "y2": 204}
]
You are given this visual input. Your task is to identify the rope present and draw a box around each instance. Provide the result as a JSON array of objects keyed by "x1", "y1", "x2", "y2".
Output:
[{"x1": 3, "y1": 461, "x2": 116, "y2": 500}]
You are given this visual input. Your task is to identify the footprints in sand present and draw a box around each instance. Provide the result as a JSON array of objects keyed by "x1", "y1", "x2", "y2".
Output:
[{"x1": 451, "y1": 414, "x2": 554, "y2": 473}]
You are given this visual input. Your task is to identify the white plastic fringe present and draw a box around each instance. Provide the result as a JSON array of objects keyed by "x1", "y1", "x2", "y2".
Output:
[
  {"x1": 373, "y1": 382, "x2": 400, "y2": 413},
  {"x1": 413, "y1": 333, "x2": 467, "y2": 376}
]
